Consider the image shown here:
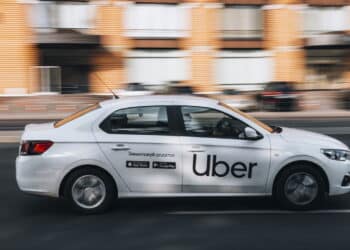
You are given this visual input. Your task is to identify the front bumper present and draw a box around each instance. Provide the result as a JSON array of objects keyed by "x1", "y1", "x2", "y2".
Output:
[
  {"x1": 328, "y1": 159, "x2": 350, "y2": 196},
  {"x1": 16, "y1": 156, "x2": 60, "y2": 197}
]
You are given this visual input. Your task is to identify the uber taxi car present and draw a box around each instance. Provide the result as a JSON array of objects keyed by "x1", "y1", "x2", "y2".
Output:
[{"x1": 16, "y1": 95, "x2": 350, "y2": 213}]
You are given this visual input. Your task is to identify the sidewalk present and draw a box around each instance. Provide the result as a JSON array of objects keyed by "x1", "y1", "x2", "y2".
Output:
[
  {"x1": 0, "y1": 131, "x2": 21, "y2": 143},
  {"x1": 1, "y1": 92, "x2": 350, "y2": 121},
  {"x1": 0, "y1": 94, "x2": 110, "y2": 119},
  {"x1": 1, "y1": 109, "x2": 350, "y2": 120}
]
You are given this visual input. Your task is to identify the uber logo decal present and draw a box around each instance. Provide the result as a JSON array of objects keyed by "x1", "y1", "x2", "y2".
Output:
[{"x1": 192, "y1": 154, "x2": 257, "y2": 178}]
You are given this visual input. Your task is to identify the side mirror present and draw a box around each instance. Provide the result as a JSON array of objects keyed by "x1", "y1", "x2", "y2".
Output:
[{"x1": 244, "y1": 127, "x2": 262, "y2": 140}]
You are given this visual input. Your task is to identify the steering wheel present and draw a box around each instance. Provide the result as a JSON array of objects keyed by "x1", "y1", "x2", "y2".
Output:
[{"x1": 214, "y1": 118, "x2": 240, "y2": 137}]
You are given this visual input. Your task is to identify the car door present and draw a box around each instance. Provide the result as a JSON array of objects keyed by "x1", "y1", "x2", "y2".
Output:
[
  {"x1": 179, "y1": 106, "x2": 271, "y2": 194},
  {"x1": 93, "y1": 105, "x2": 182, "y2": 193}
]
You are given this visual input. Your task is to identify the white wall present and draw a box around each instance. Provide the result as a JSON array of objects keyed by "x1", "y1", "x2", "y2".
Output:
[
  {"x1": 124, "y1": 4, "x2": 190, "y2": 38},
  {"x1": 215, "y1": 51, "x2": 273, "y2": 91},
  {"x1": 303, "y1": 7, "x2": 349, "y2": 36},
  {"x1": 127, "y1": 50, "x2": 190, "y2": 86},
  {"x1": 57, "y1": 4, "x2": 96, "y2": 29}
]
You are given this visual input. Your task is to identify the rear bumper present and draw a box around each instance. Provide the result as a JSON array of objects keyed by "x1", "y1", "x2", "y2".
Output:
[{"x1": 16, "y1": 156, "x2": 60, "y2": 197}]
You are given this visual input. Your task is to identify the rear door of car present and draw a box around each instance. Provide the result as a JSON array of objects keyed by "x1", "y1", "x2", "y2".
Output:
[{"x1": 93, "y1": 105, "x2": 183, "y2": 193}]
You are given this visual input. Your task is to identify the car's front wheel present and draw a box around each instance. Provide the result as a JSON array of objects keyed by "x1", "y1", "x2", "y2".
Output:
[
  {"x1": 63, "y1": 167, "x2": 117, "y2": 214},
  {"x1": 274, "y1": 164, "x2": 327, "y2": 210}
]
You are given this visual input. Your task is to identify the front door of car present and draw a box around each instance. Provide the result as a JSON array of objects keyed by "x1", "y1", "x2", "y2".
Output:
[
  {"x1": 179, "y1": 106, "x2": 271, "y2": 194},
  {"x1": 94, "y1": 105, "x2": 182, "y2": 193}
]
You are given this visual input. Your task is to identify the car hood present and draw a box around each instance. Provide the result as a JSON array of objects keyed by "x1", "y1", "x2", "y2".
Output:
[{"x1": 279, "y1": 127, "x2": 348, "y2": 150}]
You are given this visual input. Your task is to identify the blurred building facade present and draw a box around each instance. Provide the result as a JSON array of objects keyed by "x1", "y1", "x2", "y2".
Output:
[{"x1": 0, "y1": 0, "x2": 350, "y2": 94}]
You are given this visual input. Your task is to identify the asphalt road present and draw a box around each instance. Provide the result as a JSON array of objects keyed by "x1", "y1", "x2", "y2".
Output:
[{"x1": 2, "y1": 119, "x2": 350, "y2": 249}]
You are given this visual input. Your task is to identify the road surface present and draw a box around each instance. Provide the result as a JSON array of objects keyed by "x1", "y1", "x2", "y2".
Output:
[{"x1": 1, "y1": 118, "x2": 350, "y2": 249}]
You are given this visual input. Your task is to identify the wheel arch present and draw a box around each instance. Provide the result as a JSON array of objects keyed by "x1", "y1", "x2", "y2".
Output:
[
  {"x1": 58, "y1": 165, "x2": 118, "y2": 198},
  {"x1": 271, "y1": 160, "x2": 330, "y2": 195}
]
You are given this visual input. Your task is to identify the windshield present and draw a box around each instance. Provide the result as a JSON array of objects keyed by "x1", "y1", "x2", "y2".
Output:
[
  {"x1": 219, "y1": 102, "x2": 274, "y2": 133},
  {"x1": 54, "y1": 103, "x2": 101, "y2": 128}
]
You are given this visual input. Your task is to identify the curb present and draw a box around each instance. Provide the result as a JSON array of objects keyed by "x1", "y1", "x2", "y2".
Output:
[{"x1": 0, "y1": 131, "x2": 22, "y2": 143}]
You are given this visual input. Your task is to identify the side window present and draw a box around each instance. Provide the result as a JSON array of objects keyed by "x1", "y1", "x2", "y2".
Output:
[
  {"x1": 181, "y1": 106, "x2": 248, "y2": 139},
  {"x1": 101, "y1": 106, "x2": 170, "y2": 135}
]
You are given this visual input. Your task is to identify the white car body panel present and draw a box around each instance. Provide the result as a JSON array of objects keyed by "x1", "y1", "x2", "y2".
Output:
[{"x1": 16, "y1": 95, "x2": 350, "y2": 200}]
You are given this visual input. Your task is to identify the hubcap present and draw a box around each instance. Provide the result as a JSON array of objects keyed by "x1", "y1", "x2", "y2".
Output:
[
  {"x1": 284, "y1": 172, "x2": 319, "y2": 206},
  {"x1": 71, "y1": 175, "x2": 106, "y2": 209}
]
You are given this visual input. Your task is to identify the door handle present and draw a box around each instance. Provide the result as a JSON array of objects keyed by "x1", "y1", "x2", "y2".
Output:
[
  {"x1": 188, "y1": 150, "x2": 205, "y2": 153},
  {"x1": 111, "y1": 144, "x2": 130, "y2": 151},
  {"x1": 188, "y1": 145, "x2": 205, "y2": 153}
]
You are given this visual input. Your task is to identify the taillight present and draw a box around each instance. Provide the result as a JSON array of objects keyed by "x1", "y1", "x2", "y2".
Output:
[
  {"x1": 263, "y1": 91, "x2": 282, "y2": 97},
  {"x1": 20, "y1": 141, "x2": 53, "y2": 155}
]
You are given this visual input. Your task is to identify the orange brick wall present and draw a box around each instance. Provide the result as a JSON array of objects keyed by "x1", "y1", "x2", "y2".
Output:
[
  {"x1": 264, "y1": 4, "x2": 305, "y2": 84},
  {"x1": 89, "y1": 1, "x2": 130, "y2": 93},
  {"x1": 183, "y1": 2, "x2": 220, "y2": 92},
  {"x1": 0, "y1": 0, "x2": 38, "y2": 94},
  {"x1": 0, "y1": 0, "x2": 315, "y2": 94}
]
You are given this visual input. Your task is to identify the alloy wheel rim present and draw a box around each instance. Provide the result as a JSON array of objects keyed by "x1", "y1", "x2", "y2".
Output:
[
  {"x1": 284, "y1": 172, "x2": 319, "y2": 206},
  {"x1": 71, "y1": 175, "x2": 106, "y2": 209}
]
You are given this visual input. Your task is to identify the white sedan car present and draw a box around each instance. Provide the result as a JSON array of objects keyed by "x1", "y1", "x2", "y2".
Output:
[{"x1": 16, "y1": 95, "x2": 350, "y2": 213}]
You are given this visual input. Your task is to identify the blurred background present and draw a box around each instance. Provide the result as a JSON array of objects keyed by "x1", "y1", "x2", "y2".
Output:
[
  {"x1": 3, "y1": 2, "x2": 350, "y2": 247},
  {"x1": 1, "y1": 0, "x2": 350, "y2": 114}
]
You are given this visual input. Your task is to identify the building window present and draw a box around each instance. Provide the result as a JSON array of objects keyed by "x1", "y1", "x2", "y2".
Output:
[
  {"x1": 124, "y1": 4, "x2": 190, "y2": 38},
  {"x1": 221, "y1": 5, "x2": 263, "y2": 39},
  {"x1": 126, "y1": 50, "x2": 189, "y2": 87},
  {"x1": 32, "y1": 66, "x2": 61, "y2": 93},
  {"x1": 31, "y1": 1, "x2": 96, "y2": 30},
  {"x1": 303, "y1": 7, "x2": 348, "y2": 36},
  {"x1": 215, "y1": 51, "x2": 273, "y2": 91}
]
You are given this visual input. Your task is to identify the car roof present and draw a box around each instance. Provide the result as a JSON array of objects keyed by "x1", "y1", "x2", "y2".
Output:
[{"x1": 99, "y1": 95, "x2": 219, "y2": 108}]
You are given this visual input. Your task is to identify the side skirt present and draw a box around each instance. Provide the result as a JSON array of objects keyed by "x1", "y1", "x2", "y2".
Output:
[{"x1": 118, "y1": 192, "x2": 271, "y2": 198}]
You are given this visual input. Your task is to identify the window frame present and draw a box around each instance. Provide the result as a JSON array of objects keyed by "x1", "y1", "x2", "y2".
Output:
[
  {"x1": 221, "y1": 5, "x2": 264, "y2": 40},
  {"x1": 175, "y1": 105, "x2": 263, "y2": 140},
  {"x1": 99, "y1": 105, "x2": 180, "y2": 136}
]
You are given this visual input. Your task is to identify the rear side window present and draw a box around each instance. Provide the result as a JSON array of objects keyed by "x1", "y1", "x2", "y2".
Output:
[
  {"x1": 100, "y1": 106, "x2": 170, "y2": 135},
  {"x1": 54, "y1": 104, "x2": 100, "y2": 128}
]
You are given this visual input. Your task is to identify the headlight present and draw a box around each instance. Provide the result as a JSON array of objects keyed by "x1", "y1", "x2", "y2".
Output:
[{"x1": 321, "y1": 149, "x2": 350, "y2": 161}]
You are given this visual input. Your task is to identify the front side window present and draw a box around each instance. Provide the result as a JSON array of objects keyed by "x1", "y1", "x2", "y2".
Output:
[
  {"x1": 100, "y1": 106, "x2": 170, "y2": 135},
  {"x1": 219, "y1": 102, "x2": 273, "y2": 133},
  {"x1": 181, "y1": 106, "x2": 249, "y2": 139}
]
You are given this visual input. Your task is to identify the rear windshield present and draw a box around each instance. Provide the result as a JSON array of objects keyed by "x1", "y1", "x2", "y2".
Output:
[{"x1": 54, "y1": 104, "x2": 101, "y2": 128}]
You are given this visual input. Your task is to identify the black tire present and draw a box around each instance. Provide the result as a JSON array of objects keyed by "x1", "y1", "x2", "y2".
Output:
[
  {"x1": 274, "y1": 164, "x2": 327, "y2": 210},
  {"x1": 63, "y1": 167, "x2": 117, "y2": 214}
]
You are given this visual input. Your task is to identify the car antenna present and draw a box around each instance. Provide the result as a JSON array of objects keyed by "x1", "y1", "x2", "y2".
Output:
[{"x1": 93, "y1": 73, "x2": 119, "y2": 99}]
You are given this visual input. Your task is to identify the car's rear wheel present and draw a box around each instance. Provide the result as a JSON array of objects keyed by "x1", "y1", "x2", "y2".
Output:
[
  {"x1": 274, "y1": 164, "x2": 327, "y2": 210},
  {"x1": 63, "y1": 167, "x2": 117, "y2": 214}
]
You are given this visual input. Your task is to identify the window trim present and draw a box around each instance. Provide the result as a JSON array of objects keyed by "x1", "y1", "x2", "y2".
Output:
[
  {"x1": 54, "y1": 103, "x2": 100, "y2": 128},
  {"x1": 99, "y1": 105, "x2": 179, "y2": 136},
  {"x1": 175, "y1": 105, "x2": 263, "y2": 140}
]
